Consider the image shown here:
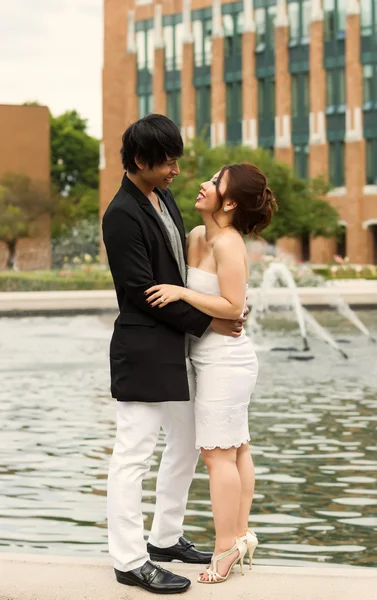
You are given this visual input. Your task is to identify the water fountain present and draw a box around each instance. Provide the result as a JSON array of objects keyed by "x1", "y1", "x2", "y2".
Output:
[{"x1": 247, "y1": 246, "x2": 374, "y2": 360}]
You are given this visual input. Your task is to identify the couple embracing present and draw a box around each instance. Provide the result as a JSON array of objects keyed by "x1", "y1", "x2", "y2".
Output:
[{"x1": 102, "y1": 114, "x2": 277, "y2": 594}]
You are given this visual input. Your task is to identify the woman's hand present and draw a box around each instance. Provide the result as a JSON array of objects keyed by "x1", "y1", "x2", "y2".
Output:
[{"x1": 145, "y1": 284, "x2": 184, "y2": 308}]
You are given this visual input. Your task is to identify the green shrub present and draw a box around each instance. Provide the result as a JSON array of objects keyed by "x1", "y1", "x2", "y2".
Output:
[{"x1": 0, "y1": 268, "x2": 113, "y2": 292}]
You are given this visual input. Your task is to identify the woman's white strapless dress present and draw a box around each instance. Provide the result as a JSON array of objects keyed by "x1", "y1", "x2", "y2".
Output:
[{"x1": 186, "y1": 267, "x2": 259, "y2": 450}]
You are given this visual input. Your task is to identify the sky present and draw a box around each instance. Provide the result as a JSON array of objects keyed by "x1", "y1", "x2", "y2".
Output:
[{"x1": 0, "y1": 0, "x2": 103, "y2": 138}]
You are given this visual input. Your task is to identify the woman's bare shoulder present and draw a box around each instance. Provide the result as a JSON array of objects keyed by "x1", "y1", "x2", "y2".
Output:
[
  {"x1": 214, "y1": 229, "x2": 244, "y2": 253},
  {"x1": 187, "y1": 225, "x2": 205, "y2": 246}
]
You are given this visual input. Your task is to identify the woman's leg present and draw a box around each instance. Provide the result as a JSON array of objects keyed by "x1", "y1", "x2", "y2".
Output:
[
  {"x1": 235, "y1": 443, "x2": 255, "y2": 536},
  {"x1": 199, "y1": 446, "x2": 242, "y2": 580}
]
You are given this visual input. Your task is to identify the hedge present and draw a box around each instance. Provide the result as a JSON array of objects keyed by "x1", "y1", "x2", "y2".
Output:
[{"x1": 0, "y1": 269, "x2": 113, "y2": 292}]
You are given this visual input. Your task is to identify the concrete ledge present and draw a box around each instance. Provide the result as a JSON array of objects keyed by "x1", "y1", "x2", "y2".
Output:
[
  {"x1": 0, "y1": 282, "x2": 377, "y2": 315},
  {"x1": 0, "y1": 554, "x2": 376, "y2": 600}
]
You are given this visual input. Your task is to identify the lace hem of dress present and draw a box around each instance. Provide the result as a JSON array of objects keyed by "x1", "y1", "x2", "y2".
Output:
[{"x1": 197, "y1": 437, "x2": 250, "y2": 451}]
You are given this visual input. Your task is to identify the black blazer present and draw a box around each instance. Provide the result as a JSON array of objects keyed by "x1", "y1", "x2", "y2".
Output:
[{"x1": 102, "y1": 174, "x2": 212, "y2": 402}]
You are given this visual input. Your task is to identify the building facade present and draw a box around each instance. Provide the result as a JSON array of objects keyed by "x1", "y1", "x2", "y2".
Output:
[
  {"x1": 0, "y1": 104, "x2": 51, "y2": 270},
  {"x1": 101, "y1": 0, "x2": 377, "y2": 264}
]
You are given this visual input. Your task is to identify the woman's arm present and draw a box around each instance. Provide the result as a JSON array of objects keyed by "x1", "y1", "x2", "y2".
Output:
[{"x1": 146, "y1": 235, "x2": 247, "y2": 320}]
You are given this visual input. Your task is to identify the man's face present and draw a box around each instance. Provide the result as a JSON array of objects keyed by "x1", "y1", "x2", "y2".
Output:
[{"x1": 140, "y1": 157, "x2": 180, "y2": 190}]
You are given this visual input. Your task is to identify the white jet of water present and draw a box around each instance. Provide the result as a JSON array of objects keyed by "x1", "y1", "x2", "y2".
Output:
[
  {"x1": 328, "y1": 294, "x2": 375, "y2": 342},
  {"x1": 301, "y1": 306, "x2": 348, "y2": 359},
  {"x1": 250, "y1": 261, "x2": 352, "y2": 357},
  {"x1": 251, "y1": 262, "x2": 309, "y2": 351}
]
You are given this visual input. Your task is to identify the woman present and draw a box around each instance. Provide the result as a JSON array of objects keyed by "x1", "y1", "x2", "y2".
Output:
[{"x1": 146, "y1": 162, "x2": 277, "y2": 584}]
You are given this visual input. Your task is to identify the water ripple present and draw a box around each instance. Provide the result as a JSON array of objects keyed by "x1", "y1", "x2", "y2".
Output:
[{"x1": 0, "y1": 312, "x2": 376, "y2": 566}]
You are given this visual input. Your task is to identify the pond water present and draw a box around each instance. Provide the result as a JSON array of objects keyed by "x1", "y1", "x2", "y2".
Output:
[{"x1": 1, "y1": 312, "x2": 376, "y2": 567}]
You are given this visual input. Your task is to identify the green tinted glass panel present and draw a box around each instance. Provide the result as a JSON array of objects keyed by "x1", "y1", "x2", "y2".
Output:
[{"x1": 291, "y1": 74, "x2": 299, "y2": 117}]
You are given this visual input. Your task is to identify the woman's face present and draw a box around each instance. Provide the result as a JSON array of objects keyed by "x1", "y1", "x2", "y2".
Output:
[{"x1": 195, "y1": 170, "x2": 228, "y2": 214}]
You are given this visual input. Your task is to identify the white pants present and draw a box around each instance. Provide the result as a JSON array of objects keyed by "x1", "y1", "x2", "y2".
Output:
[{"x1": 107, "y1": 361, "x2": 198, "y2": 572}]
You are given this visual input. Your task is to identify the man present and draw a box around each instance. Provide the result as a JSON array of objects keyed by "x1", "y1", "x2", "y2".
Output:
[{"x1": 102, "y1": 114, "x2": 246, "y2": 594}]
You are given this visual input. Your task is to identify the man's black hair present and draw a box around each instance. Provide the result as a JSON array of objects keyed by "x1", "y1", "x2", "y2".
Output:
[{"x1": 121, "y1": 114, "x2": 183, "y2": 173}]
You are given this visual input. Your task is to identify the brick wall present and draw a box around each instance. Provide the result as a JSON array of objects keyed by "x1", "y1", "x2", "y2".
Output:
[
  {"x1": 102, "y1": 0, "x2": 377, "y2": 264},
  {"x1": 0, "y1": 104, "x2": 51, "y2": 270}
]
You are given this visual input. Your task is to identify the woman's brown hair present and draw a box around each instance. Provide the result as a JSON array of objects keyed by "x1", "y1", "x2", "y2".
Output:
[{"x1": 215, "y1": 163, "x2": 277, "y2": 236}]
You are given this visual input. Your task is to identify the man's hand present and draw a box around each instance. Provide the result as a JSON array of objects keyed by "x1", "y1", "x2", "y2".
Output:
[{"x1": 211, "y1": 316, "x2": 246, "y2": 338}]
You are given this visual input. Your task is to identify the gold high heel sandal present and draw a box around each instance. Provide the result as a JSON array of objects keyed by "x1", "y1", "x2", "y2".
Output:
[
  {"x1": 197, "y1": 538, "x2": 247, "y2": 584},
  {"x1": 239, "y1": 529, "x2": 258, "y2": 569}
]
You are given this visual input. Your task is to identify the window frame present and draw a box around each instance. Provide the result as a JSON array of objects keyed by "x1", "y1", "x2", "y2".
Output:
[
  {"x1": 329, "y1": 140, "x2": 345, "y2": 187},
  {"x1": 323, "y1": 0, "x2": 347, "y2": 42},
  {"x1": 193, "y1": 17, "x2": 212, "y2": 68},
  {"x1": 255, "y1": 5, "x2": 276, "y2": 52},
  {"x1": 363, "y1": 63, "x2": 377, "y2": 109},
  {"x1": 288, "y1": 0, "x2": 310, "y2": 45},
  {"x1": 366, "y1": 138, "x2": 377, "y2": 185},
  {"x1": 360, "y1": 0, "x2": 375, "y2": 37},
  {"x1": 166, "y1": 90, "x2": 182, "y2": 128},
  {"x1": 326, "y1": 67, "x2": 346, "y2": 113}
]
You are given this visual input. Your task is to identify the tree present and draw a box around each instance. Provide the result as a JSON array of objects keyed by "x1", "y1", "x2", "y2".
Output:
[
  {"x1": 171, "y1": 139, "x2": 340, "y2": 241},
  {"x1": 51, "y1": 110, "x2": 99, "y2": 193},
  {"x1": 0, "y1": 174, "x2": 59, "y2": 269},
  {"x1": 50, "y1": 110, "x2": 100, "y2": 236}
]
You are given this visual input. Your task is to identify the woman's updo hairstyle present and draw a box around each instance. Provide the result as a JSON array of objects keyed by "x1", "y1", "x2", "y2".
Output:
[{"x1": 215, "y1": 163, "x2": 277, "y2": 236}]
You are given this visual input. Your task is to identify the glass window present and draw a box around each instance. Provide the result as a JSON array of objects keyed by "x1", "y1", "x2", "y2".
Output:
[
  {"x1": 196, "y1": 86, "x2": 211, "y2": 139},
  {"x1": 269, "y1": 79, "x2": 276, "y2": 119},
  {"x1": 338, "y1": 68, "x2": 346, "y2": 105},
  {"x1": 329, "y1": 142, "x2": 337, "y2": 185},
  {"x1": 258, "y1": 79, "x2": 265, "y2": 118},
  {"x1": 361, "y1": 0, "x2": 373, "y2": 36},
  {"x1": 147, "y1": 94, "x2": 153, "y2": 114},
  {"x1": 226, "y1": 83, "x2": 233, "y2": 123},
  {"x1": 255, "y1": 8, "x2": 266, "y2": 49},
  {"x1": 363, "y1": 65, "x2": 374, "y2": 104},
  {"x1": 136, "y1": 30, "x2": 146, "y2": 70},
  {"x1": 175, "y1": 23, "x2": 183, "y2": 69},
  {"x1": 147, "y1": 28, "x2": 154, "y2": 71},
  {"x1": 291, "y1": 74, "x2": 299, "y2": 118},
  {"x1": 301, "y1": 0, "x2": 311, "y2": 39},
  {"x1": 288, "y1": 2, "x2": 300, "y2": 41},
  {"x1": 164, "y1": 25, "x2": 174, "y2": 71},
  {"x1": 329, "y1": 141, "x2": 345, "y2": 187},
  {"x1": 193, "y1": 20, "x2": 203, "y2": 67},
  {"x1": 223, "y1": 14, "x2": 234, "y2": 37},
  {"x1": 237, "y1": 12, "x2": 244, "y2": 35},
  {"x1": 326, "y1": 70, "x2": 334, "y2": 106},
  {"x1": 138, "y1": 94, "x2": 153, "y2": 118},
  {"x1": 223, "y1": 14, "x2": 234, "y2": 58},
  {"x1": 338, "y1": 142, "x2": 345, "y2": 186},
  {"x1": 204, "y1": 20, "x2": 212, "y2": 65},
  {"x1": 366, "y1": 139, "x2": 377, "y2": 185},
  {"x1": 324, "y1": 0, "x2": 336, "y2": 41},
  {"x1": 138, "y1": 95, "x2": 145, "y2": 118},
  {"x1": 303, "y1": 72, "x2": 310, "y2": 116},
  {"x1": 267, "y1": 6, "x2": 277, "y2": 48},
  {"x1": 237, "y1": 81, "x2": 242, "y2": 118},
  {"x1": 337, "y1": 0, "x2": 347, "y2": 33},
  {"x1": 166, "y1": 91, "x2": 181, "y2": 127},
  {"x1": 294, "y1": 146, "x2": 308, "y2": 179},
  {"x1": 193, "y1": 19, "x2": 212, "y2": 67}
]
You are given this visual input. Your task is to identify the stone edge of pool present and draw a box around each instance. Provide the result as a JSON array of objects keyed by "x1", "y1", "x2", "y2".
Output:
[
  {"x1": 1, "y1": 282, "x2": 377, "y2": 315},
  {"x1": 1, "y1": 554, "x2": 377, "y2": 600}
]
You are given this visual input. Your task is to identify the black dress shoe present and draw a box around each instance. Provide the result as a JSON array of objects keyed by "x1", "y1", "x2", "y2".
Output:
[
  {"x1": 147, "y1": 536, "x2": 212, "y2": 564},
  {"x1": 114, "y1": 560, "x2": 190, "y2": 594}
]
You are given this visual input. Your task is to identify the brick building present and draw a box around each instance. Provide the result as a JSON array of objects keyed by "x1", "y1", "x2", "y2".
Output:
[
  {"x1": 101, "y1": 0, "x2": 377, "y2": 264},
  {"x1": 0, "y1": 104, "x2": 51, "y2": 270}
]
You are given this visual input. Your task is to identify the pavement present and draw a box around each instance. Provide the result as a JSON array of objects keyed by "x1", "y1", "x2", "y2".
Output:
[
  {"x1": 1, "y1": 280, "x2": 377, "y2": 315},
  {"x1": 1, "y1": 554, "x2": 377, "y2": 600}
]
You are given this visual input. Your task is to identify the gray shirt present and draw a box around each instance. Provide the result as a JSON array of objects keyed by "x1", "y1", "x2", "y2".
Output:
[{"x1": 154, "y1": 196, "x2": 186, "y2": 284}]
